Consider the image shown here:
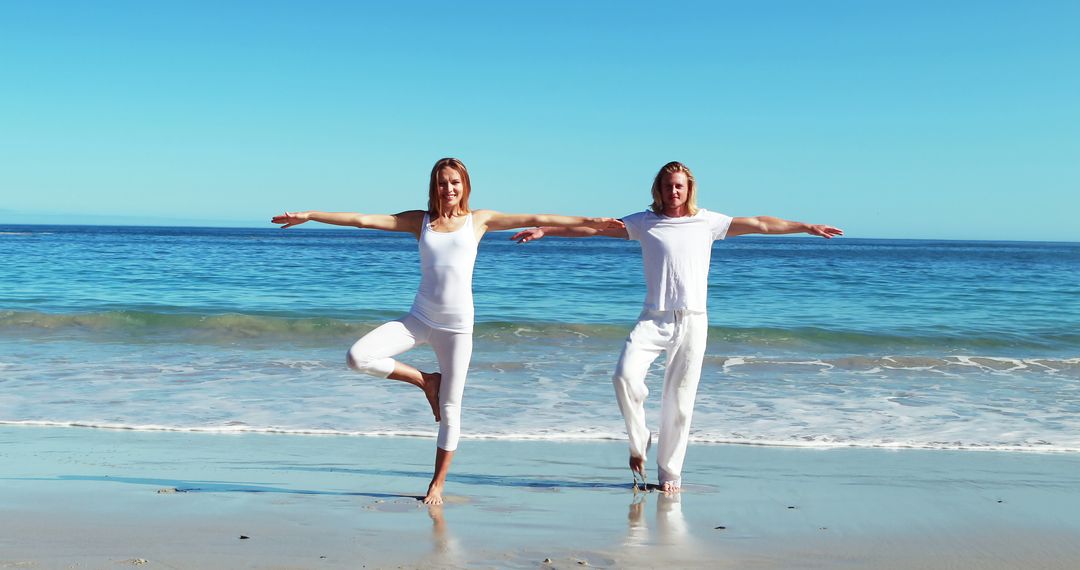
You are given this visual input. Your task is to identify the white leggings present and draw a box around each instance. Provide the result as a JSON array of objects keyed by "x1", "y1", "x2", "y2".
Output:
[
  {"x1": 345, "y1": 314, "x2": 473, "y2": 451},
  {"x1": 612, "y1": 310, "x2": 708, "y2": 486}
]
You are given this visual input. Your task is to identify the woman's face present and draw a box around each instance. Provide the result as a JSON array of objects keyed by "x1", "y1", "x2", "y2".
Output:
[{"x1": 436, "y1": 167, "x2": 465, "y2": 212}]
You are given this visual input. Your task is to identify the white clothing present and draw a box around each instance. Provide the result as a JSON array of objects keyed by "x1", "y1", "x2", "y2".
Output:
[
  {"x1": 612, "y1": 310, "x2": 708, "y2": 486},
  {"x1": 613, "y1": 208, "x2": 731, "y2": 485},
  {"x1": 410, "y1": 213, "x2": 478, "y2": 333},
  {"x1": 621, "y1": 209, "x2": 732, "y2": 312},
  {"x1": 347, "y1": 314, "x2": 472, "y2": 451}
]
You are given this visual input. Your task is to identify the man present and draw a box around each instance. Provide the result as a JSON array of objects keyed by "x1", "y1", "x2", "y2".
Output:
[{"x1": 514, "y1": 161, "x2": 842, "y2": 492}]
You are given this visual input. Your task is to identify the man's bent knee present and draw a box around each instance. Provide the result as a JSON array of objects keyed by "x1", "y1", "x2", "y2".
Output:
[{"x1": 612, "y1": 373, "x2": 648, "y2": 402}]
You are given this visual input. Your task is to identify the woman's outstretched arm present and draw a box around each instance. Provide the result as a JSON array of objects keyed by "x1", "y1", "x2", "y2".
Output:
[
  {"x1": 473, "y1": 211, "x2": 624, "y2": 236},
  {"x1": 511, "y1": 225, "x2": 629, "y2": 243},
  {"x1": 271, "y1": 210, "x2": 426, "y2": 235}
]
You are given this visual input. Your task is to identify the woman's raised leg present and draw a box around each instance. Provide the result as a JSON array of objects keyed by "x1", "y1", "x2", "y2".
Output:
[{"x1": 346, "y1": 316, "x2": 441, "y2": 421}]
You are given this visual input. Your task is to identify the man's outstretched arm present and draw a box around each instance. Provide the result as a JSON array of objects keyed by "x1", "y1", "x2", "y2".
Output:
[
  {"x1": 728, "y1": 217, "x2": 843, "y2": 238},
  {"x1": 512, "y1": 225, "x2": 629, "y2": 243}
]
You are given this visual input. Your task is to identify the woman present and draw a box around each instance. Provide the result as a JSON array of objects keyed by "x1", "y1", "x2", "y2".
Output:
[{"x1": 272, "y1": 157, "x2": 621, "y2": 504}]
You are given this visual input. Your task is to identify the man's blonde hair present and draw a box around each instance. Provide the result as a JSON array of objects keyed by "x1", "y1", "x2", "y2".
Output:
[{"x1": 650, "y1": 161, "x2": 698, "y2": 215}]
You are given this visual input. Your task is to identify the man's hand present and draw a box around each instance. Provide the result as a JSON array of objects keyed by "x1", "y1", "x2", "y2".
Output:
[
  {"x1": 512, "y1": 227, "x2": 546, "y2": 243},
  {"x1": 808, "y1": 224, "x2": 843, "y2": 239}
]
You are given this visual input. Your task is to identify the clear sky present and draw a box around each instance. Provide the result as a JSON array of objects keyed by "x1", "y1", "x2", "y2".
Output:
[{"x1": 2, "y1": 0, "x2": 1077, "y2": 240}]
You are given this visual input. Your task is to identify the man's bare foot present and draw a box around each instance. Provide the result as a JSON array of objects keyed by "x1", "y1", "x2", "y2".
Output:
[
  {"x1": 629, "y1": 455, "x2": 646, "y2": 488},
  {"x1": 421, "y1": 372, "x2": 441, "y2": 422},
  {"x1": 423, "y1": 481, "x2": 444, "y2": 505},
  {"x1": 660, "y1": 480, "x2": 682, "y2": 494}
]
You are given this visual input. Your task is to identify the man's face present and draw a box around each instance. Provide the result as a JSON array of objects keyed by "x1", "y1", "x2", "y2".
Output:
[{"x1": 659, "y1": 171, "x2": 690, "y2": 212}]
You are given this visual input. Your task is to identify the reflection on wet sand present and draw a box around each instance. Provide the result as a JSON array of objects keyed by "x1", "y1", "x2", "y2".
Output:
[
  {"x1": 425, "y1": 504, "x2": 462, "y2": 565},
  {"x1": 625, "y1": 489, "x2": 692, "y2": 551}
]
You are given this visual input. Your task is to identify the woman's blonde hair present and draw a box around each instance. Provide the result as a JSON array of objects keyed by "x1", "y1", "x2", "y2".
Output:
[
  {"x1": 428, "y1": 157, "x2": 472, "y2": 218},
  {"x1": 650, "y1": 161, "x2": 698, "y2": 215}
]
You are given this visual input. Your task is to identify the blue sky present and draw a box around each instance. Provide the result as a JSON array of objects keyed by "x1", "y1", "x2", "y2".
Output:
[{"x1": 1, "y1": 0, "x2": 1077, "y2": 240}]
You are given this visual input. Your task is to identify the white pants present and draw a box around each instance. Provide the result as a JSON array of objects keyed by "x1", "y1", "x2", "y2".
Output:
[
  {"x1": 613, "y1": 310, "x2": 708, "y2": 485},
  {"x1": 345, "y1": 314, "x2": 473, "y2": 451}
]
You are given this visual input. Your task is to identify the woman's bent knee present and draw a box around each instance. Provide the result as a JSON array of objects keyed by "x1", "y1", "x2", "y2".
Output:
[{"x1": 346, "y1": 348, "x2": 393, "y2": 377}]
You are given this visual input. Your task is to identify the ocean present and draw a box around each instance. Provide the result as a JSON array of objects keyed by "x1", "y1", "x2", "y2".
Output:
[{"x1": 1, "y1": 224, "x2": 1077, "y2": 452}]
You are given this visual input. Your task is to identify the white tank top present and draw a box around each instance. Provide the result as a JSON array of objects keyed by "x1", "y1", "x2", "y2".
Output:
[{"x1": 409, "y1": 212, "x2": 479, "y2": 333}]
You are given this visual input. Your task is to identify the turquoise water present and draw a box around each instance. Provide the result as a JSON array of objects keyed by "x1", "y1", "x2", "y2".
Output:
[{"x1": 1, "y1": 225, "x2": 1078, "y2": 451}]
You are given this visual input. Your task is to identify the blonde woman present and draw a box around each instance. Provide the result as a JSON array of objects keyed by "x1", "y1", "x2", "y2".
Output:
[{"x1": 273, "y1": 158, "x2": 621, "y2": 504}]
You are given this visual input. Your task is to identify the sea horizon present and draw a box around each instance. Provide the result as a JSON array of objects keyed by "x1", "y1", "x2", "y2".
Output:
[{"x1": 2, "y1": 220, "x2": 1078, "y2": 245}]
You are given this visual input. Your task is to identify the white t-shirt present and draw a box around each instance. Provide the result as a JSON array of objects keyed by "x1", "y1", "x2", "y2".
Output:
[{"x1": 622, "y1": 209, "x2": 733, "y2": 312}]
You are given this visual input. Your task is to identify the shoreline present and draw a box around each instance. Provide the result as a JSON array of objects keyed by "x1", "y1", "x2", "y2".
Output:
[
  {"x1": 3, "y1": 425, "x2": 1080, "y2": 568},
  {"x1": 3, "y1": 420, "x2": 1080, "y2": 454}
]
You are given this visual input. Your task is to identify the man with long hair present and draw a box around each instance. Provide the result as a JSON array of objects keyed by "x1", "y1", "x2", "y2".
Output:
[{"x1": 514, "y1": 161, "x2": 842, "y2": 492}]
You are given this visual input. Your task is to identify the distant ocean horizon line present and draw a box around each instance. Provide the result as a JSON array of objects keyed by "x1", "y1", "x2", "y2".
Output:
[{"x1": 1, "y1": 221, "x2": 1077, "y2": 245}]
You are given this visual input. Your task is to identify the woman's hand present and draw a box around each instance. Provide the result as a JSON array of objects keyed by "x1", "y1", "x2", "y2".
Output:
[
  {"x1": 585, "y1": 217, "x2": 626, "y2": 232},
  {"x1": 272, "y1": 211, "x2": 310, "y2": 229},
  {"x1": 512, "y1": 227, "x2": 546, "y2": 243}
]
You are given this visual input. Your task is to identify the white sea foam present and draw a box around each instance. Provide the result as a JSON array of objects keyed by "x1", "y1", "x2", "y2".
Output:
[
  {"x1": 3, "y1": 333, "x2": 1078, "y2": 457},
  {"x1": 721, "y1": 357, "x2": 746, "y2": 371},
  {"x1": 270, "y1": 359, "x2": 330, "y2": 370},
  {"x1": 3, "y1": 420, "x2": 1078, "y2": 453}
]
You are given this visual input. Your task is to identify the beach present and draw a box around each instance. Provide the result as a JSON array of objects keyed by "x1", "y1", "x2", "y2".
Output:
[
  {"x1": 4, "y1": 0, "x2": 1078, "y2": 565},
  {"x1": 1, "y1": 226, "x2": 1078, "y2": 567},
  {"x1": 3, "y1": 424, "x2": 1080, "y2": 569}
]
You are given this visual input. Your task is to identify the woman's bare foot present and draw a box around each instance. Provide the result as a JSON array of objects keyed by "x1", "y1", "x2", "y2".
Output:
[
  {"x1": 423, "y1": 481, "x2": 444, "y2": 505},
  {"x1": 424, "y1": 448, "x2": 453, "y2": 506},
  {"x1": 420, "y1": 372, "x2": 441, "y2": 422}
]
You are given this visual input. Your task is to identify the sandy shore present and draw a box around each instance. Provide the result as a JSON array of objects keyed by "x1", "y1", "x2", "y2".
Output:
[{"x1": 2, "y1": 425, "x2": 1079, "y2": 569}]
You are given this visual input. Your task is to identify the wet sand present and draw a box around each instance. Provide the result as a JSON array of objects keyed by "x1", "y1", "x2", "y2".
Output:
[{"x1": 2, "y1": 425, "x2": 1080, "y2": 569}]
